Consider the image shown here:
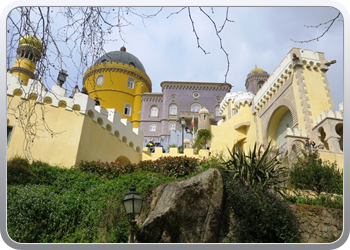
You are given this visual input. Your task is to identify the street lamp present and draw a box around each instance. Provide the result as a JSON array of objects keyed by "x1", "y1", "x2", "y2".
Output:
[
  {"x1": 180, "y1": 117, "x2": 186, "y2": 153},
  {"x1": 122, "y1": 187, "x2": 143, "y2": 243}
]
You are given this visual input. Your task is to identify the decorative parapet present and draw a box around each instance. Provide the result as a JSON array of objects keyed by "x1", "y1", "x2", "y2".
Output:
[
  {"x1": 253, "y1": 48, "x2": 330, "y2": 112},
  {"x1": 7, "y1": 72, "x2": 144, "y2": 154},
  {"x1": 286, "y1": 127, "x2": 308, "y2": 138},
  {"x1": 312, "y1": 109, "x2": 343, "y2": 127},
  {"x1": 233, "y1": 91, "x2": 255, "y2": 109},
  {"x1": 219, "y1": 91, "x2": 254, "y2": 113},
  {"x1": 161, "y1": 81, "x2": 232, "y2": 92},
  {"x1": 141, "y1": 92, "x2": 163, "y2": 102}
]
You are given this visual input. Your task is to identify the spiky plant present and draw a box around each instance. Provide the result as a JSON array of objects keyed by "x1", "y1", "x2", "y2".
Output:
[{"x1": 222, "y1": 141, "x2": 287, "y2": 193}]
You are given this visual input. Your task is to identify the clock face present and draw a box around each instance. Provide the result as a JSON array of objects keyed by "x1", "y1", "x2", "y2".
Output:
[{"x1": 193, "y1": 92, "x2": 200, "y2": 98}]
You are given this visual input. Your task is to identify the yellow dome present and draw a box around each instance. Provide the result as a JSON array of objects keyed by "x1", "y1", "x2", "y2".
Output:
[
  {"x1": 19, "y1": 35, "x2": 44, "y2": 53},
  {"x1": 250, "y1": 67, "x2": 265, "y2": 74}
]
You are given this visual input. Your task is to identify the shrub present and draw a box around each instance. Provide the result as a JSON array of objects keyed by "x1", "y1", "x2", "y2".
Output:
[
  {"x1": 288, "y1": 143, "x2": 342, "y2": 195},
  {"x1": 222, "y1": 141, "x2": 287, "y2": 192},
  {"x1": 7, "y1": 156, "x2": 33, "y2": 185},
  {"x1": 193, "y1": 129, "x2": 213, "y2": 150},
  {"x1": 223, "y1": 172, "x2": 300, "y2": 243}
]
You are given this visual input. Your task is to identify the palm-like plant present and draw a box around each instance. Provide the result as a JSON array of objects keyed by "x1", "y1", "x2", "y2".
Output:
[{"x1": 222, "y1": 141, "x2": 287, "y2": 193}]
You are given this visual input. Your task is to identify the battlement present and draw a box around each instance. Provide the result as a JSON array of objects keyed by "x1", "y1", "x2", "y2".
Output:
[
  {"x1": 220, "y1": 91, "x2": 254, "y2": 113},
  {"x1": 312, "y1": 109, "x2": 343, "y2": 127},
  {"x1": 7, "y1": 72, "x2": 144, "y2": 154},
  {"x1": 253, "y1": 48, "x2": 329, "y2": 112}
]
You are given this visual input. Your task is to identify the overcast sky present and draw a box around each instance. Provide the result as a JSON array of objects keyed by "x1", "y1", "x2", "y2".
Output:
[
  {"x1": 111, "y1": 6, "x2": 344, "y2": 108},
  {"x1": 4, "y1": 5, "x2": 345, "y2": 108}
]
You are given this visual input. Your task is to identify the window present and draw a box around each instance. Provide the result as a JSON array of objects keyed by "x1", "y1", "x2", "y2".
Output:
[
  {"x1": 150, "y1": 123, "x2": 156, "y2": 132},
  {"x1": 191, "y1": 103, "x2": 202, "y2": 112},
  {"x1": 169, "y1": 104, "x2": 177, "y2": 115},
  {"x1": 193, "y1": 91, "x2": 200, "y2": 98},
  {"x1": 258, "y1": 81, "x2": 264, "y2": 89},
  {"x1": 124, "y1": 104, "x2": 132, "y2": 116},
  {"x1": 169, "y1": 122, "x2": 176, "y2": 131},
  {"x1": 150, "y1": 106, "x2": 158, "y2": 117},
  {"x1": 232, "y1": 109, "x2": 237, "y2": 116},
  {"x1": 215, "y1": 106, "x2": 221, "y2": 116},
  {"x1": 127, "y1": 77, "x2": 135, "y2": 89},
  {"x1": 7, "y1": 126, "x2": 13, "y2": 146},
  {"x1": 171, "y1": 94, "x2": 177, "y2": 100},
  {"x1": 216, "y1": 96, "x2": 222, "y2": 102},
  {"x1": 96, "y1": 75, "x2": 104, "y2": 85}
]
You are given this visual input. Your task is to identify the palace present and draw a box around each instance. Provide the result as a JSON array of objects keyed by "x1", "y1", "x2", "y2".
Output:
[{"x1": 7, "y1": 36, "x2": 343, "y2": 169}]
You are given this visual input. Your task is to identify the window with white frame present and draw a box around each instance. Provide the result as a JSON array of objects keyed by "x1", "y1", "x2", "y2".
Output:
[
  {"x1": 215, "y1": 106, "x2": 221, "y2": 116},
  {"x1": 96, "y1": 75, "x2": 104, "y2": 85},
  {"x1": 150, "y1": 106, "x2": 158, "y2": 117},
  {"x1": 124, "y1": 104, "x2": 132, "y2": 116},
  {"x1": 127, "y1": 77, "x2": 135, "y2": 89},
  {"x1": 169, "y1": 104, "x2": 177, "y2": 115},
  {"x1": 150, "y1": 123, "x2": 156, "y2": 132},
  {"x1": 191, "y1": 103, "x2": 202, "y2": 112},
  {"x1": 169, "y1": 122, "x2": 176, "y2": 131}
]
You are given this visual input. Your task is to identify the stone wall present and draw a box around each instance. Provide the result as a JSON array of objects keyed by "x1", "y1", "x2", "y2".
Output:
[{"x1": 292, "y1": 204, "x2": 343, "y2": 243}]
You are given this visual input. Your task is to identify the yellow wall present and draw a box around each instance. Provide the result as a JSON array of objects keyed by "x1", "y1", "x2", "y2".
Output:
[
  {"x1": 210, "y1": 102, "x2": 257, "y2": 158},
  {"x1": 319, "y1": 151, "x2": 343, "y2": 170},
  {"x1": 7, "y1": 96, "x2": 85, "y2": 167},
  {"x1": 302, "y1": 67, "x2": 334, "y2": 119},
  {"x1": 7, "y1": 93, "x2": 141, "y2": 167},
  {"x1": 76, "y1": 117, "x2": 141, "y2": 164}
]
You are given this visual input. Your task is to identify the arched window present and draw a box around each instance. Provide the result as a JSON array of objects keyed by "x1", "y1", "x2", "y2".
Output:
[
  {"x1": 169, "y1": 104, "x2": 177, "y2": 115},
  {"x1": 258, "y1": 81, "x2": 264, "y2": 89},
  {"x1": 96, "y1": 75, "x2": 104, "y2": 85},
  {"x1": 191, "y1": 103, "x2": 202, "y2": 112},
  {"x1": 150, "y1": 123, "x2": 156, "y2": 132},
  {"x1": 123, "y1": 104, "x2": 132, "y2": 116},
  {"x1": 150, "y1": 106, "x2": 158, "y2": 117}
]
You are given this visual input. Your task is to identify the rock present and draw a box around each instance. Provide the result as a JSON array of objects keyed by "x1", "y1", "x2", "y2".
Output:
[{"x1": 137, "y1": 168, "x2": 223, "y2": 243}]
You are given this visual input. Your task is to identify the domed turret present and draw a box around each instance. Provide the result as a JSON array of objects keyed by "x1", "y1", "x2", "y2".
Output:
[
  {"x1": 245, "y1": 66, "x2": 270, "y2": 95},
  {"x1": 83, "y1": 46, "x2": 152, "y2": 128},
  {"x1": 10, "y1": 35, "x2": 44, "y2": 85},
  {"x1": 94, "y1": 46, "x2": 146, "y2": 73}
]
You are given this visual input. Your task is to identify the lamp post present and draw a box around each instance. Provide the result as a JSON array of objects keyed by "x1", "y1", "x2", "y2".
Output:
[
  {"x1": 122, "y1": 187, "x2": 143, "y2": 243},
  {"x1": 180, "y1": 117, "x2": 186, "y2": 153}
]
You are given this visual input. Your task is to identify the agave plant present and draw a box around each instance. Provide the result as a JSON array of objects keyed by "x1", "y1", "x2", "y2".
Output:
[{"x1": 222, "y1": 141, "x2": 287, "y2": 192}]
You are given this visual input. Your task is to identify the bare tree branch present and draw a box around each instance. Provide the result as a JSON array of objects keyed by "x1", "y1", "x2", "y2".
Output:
[{"x1": 291, "y1": 12, "x2": 341, "y2": 43}]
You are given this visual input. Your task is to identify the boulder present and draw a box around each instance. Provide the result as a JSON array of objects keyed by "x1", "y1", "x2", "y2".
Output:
[{"x1": 137, "y1": 168, "x2": 223, "y2": 243}]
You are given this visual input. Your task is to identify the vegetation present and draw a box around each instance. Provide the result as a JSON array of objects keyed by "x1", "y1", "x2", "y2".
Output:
[
  {"x1": 193, "y1": 129, "x2": 213, "y2": 151},
  {"x1": 288, "y1": 142, "x2": 342, "y2": 196},
  {"x1": 7, "y1": 156, "x2": 202, "y2": 243},
  {"x1": 221, "y1": 142, "x2": 300, "y2": 243},
  {"x1": 7, "y1": 141, "x2": 343, "y2": 243},
  {"x1": 222, "y1": 142, "x2": 287, "y2": 192}
]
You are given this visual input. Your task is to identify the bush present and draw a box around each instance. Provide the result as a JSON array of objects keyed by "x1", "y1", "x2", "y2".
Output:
[
  {"x1": 7, "y1": 156, "x2": 33, "y2": 185},
  {"x1": 74, "y1": 156, "x2": 200, "y2": 180},
  {"x1": 223, "y1": 172, "x2": 301, "y2": 243},
  {"x1": 288, "y1": 143, "x2": 342, "y2": 195}
]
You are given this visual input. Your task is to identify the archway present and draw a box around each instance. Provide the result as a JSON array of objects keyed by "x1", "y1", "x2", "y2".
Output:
[
  {"x1": 335, "y1": 123, "x2": 343, "y2": 151},
  {"x1": 116, "y1": 156, "x2": 131, "y2": 164},
  {"x1": 267, "y1": 106, "x2": 293, "y2": 152}
]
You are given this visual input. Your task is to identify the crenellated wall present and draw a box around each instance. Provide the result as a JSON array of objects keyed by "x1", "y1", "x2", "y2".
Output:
[{"x1": 7, "y1": 73, "x2": 143, "y2": 167}]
